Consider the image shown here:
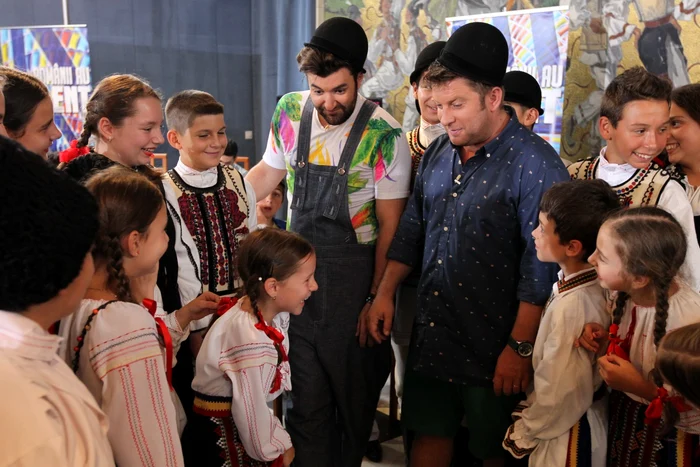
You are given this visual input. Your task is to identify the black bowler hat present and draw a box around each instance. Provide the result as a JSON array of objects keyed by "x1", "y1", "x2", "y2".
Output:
[
  {"x1": 503, "y1": 71, "x2": 544, "y2": 115},
  {"x1": 305, "y1": 17, "x2": 368, "y2": 74},
  {"x1": 438, "y1": 22, "x2": 508, "y2": 86},
  {"x1": 410, "y1": 41, "x2": 446, "y2": 84}
]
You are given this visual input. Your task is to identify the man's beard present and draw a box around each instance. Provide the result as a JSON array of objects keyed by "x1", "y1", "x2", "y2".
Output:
[{"x1": 317, "y1": 94, "x2": 357, "y2": 126}]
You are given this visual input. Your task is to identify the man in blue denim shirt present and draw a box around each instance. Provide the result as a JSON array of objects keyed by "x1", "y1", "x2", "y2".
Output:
[{"x1": 367, "y1": 22, "x2": 569, "y2": 467}]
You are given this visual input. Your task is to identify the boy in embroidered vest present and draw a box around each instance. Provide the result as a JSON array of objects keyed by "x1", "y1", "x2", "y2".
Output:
[
  {"x1": 163, "y1": 91, "x2": 257, "y2": 416},
  {"x1": 164, "y1": 90, "x2": 258, "y2": 309},
  {"x1": 0, "y1": 136, "x2": 114, "y2": 466},
  {"x1": 569, "y1": 66, "x2": 700, "y2": 291},
  {"x1": 503, "y1": 179, "x2": 620, "y2": 466}
]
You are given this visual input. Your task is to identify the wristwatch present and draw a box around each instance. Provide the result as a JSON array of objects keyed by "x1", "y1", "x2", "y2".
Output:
[{"x1": 507, "y1": 336, "x2": 534, "y2": 358}]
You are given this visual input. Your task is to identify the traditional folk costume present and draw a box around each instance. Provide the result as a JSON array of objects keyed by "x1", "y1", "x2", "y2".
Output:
[
  {"x1": 161, "y1": 160, "x2": 257, "y2": 424},
  {"x1": 59, "y1": 299, "x2": 188, "y2": 467},
  {"x1": 0, "y1": 311, "x2": 114, "y2": 466},
  {"x1": 569, "y1": 149, "x2": 700, "y2": 291},
  {"x1": 604, "y1": 284, "x2": 700, "y2": 466},
  {"x1": 162, "y1": 161, "x2": 257, "y2": 317},
  {"x1": 405, "y1": 119, "x2": 445, "y2": 191},
  {"x1": 182, "y1": 299, "x2": 291, "y2": 466},
  {"x1": 503, "y1": 269, "x2": 609, "y2": 466}
]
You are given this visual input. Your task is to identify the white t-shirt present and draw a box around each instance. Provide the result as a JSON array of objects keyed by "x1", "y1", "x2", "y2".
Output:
[{"x1": 262, "y1": 91, "x2": 411, "y2": 244}]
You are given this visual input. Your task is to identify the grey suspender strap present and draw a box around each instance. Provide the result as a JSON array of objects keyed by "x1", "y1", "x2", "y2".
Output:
[
  {"x1": 291, "y1": 98, "x2": 316, "y2": 211},
  {"x1": 323, "y1": 99, "x2": 376, "y2": 219}
]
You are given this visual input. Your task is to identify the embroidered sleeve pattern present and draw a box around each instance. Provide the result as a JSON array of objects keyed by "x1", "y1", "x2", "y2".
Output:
[
  {"x1": 220, "y1": 343, "x2": 291, "y2": 461},
  {"x1": 100, "y1": 353, "x2": 183, "y2": 466}
]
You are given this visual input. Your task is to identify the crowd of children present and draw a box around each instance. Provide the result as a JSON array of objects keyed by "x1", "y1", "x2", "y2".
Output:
[{"x1": 3, "y1": 18, "x2": 700, "y2": 467}]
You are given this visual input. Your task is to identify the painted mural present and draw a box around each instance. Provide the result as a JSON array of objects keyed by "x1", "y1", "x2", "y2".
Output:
[{"x1": 323, "y1": 0, "x2": 700, "y2": 160}]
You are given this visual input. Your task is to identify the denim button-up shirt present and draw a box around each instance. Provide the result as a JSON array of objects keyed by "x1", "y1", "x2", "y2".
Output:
[{"x1": 388, "y1": 112, "x2": 569, "y2": 386}]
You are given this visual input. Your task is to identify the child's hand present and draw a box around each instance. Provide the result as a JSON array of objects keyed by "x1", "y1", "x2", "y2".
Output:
[
  {"x1": 598, "y1": 354, "x2": 657, "y2": 400},
  {"x1": 176, "y1": 292, "x2": 220, "y2": 329},
  {"x1": 283, "y1": 447, "x2": 295, "y2": 467},
  {"x1": 575, "y1": 322, "x2": 607, "y2": 353}
]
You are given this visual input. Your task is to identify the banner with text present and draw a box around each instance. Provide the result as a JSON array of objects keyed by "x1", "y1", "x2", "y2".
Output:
[
  {"x1": 446, "y1": 6, "x2": 569, "y2": 153},
  {"x1": 1, "y1": 25, "x2": 91, "y2": 152}
]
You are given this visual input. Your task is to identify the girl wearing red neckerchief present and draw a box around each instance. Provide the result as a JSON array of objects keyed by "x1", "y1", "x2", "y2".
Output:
[
  {"x1": 60, "y1": 166, "x2": 219, "y2": 467},
  {"x1": 586, "y1": 207, "x2": 700, "y2": 466},
  {"x1": 183, "y1": 228, "x2": 317, "y2": 467}
]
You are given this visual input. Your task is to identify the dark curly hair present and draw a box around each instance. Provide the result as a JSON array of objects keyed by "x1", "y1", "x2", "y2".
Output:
[{"x1": 0, "y1": 135, "x2": 98, "y2": 311}]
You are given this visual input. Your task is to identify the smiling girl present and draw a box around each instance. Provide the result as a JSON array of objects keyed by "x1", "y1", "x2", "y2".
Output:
[
  {"x1": 182, "y1": 228, "x2": 317, "y2": 467},
  {"x1": 667, "y1": 84, "x2": 700, "y2": 246},
  {"x1": 0, "y1": 67, "x2": 61, "y2": 158},
  {"x1": 587, "y1": 207, "x2": 700, "y2": 466}
]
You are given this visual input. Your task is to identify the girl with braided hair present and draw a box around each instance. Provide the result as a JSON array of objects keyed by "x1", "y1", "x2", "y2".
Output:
[
  {"x1": 182, "y1": 228, "x2": 317, "y2": 467},
  {"x1": 586, "y1": 207, "x2": 700, "y2": 466},
  {"x1": 59, "y1": 166, "x2": 219, "y2": 467},
  {"x1": 656, "y1": 323, "x2": 700, "y2": 411}
]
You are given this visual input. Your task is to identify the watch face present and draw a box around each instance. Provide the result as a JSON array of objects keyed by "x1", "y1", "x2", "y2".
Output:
[{"x1": 518, "y1": 342, "x2": 534, "y2": 357}]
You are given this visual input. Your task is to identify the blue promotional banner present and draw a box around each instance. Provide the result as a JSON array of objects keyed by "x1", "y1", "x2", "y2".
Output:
[
  {"x1": 1, "y1": 25, "x2": 92, "y2": 152},
  {"x1": 446, "y1": 6, "x2": 569, "y2": 153}
]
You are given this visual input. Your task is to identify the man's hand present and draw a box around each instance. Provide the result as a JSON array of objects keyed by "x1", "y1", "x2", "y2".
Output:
[
  {"x1": 574, "y1": 322, "x2": 607, "y2": 353},
  {"x1": 368, "y1": 293, "x2": 395, "y2": 344},
  {"x1": 493, "y1": 346, "x2": 533, "y2": 396},
  {"x1": 356, "y1": 302, "x2": 374, "y2": 348}
]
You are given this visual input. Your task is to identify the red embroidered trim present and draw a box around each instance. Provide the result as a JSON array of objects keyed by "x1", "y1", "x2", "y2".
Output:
[
  {"x1": 142, "y1": 299, "x2": 173, "y2": 390},
  {"x1": 254, "y1": 310, "x2": 288, "y2": 394}
]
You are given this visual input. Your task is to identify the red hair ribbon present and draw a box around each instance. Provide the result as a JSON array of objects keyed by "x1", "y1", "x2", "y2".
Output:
[
  {"x1": 644, "y1": 387, "x2": 693, "y2": 425},
  {"x1": 606, "y1": 323, "x2": 630, "y2": 361},
  {"x1": 142, "y1": 298, "x2": 173, "y2": 390},
  {"x1": 271, "y1": 455, "x2": 284, "y2": 467},
  {"x1": 58, "y1": 140, "x2": 90, "y2": 163},
  {"x1": 216, "y1": 297, "x2": 238, "y2": 316},
  {"x1": 254, "y1": 310, "x2": 288, "y2": 393}
]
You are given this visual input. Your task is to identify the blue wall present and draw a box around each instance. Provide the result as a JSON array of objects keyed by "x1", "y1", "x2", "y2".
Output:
[{"x1": 1, "y1": 0, "x2": 314, "y2": 168}]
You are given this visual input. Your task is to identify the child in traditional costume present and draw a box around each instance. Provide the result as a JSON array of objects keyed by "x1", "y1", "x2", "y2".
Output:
[
  {"x1": 60, "y1": 166, "x2": 218, "y2": 467},
  {"x1": 0, "y1": 136, "x2": 114, "y2": 465},
  {"x1": 183, "y1": 228, "x2": 317, "y2": 466},
  {"x1": 586, "y1": 207, "x2": 700, "y2": 466},
  {"x1": 503, "y1": 179, "x2": 621, "y2": 466},
  {"x1": 568, "y1": 67, "x2": 700, "y2": 291}
]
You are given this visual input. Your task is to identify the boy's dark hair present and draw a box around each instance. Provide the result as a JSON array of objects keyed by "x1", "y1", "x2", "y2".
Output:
[
  {"x1": 165, "y1": 90, "x2": 224, "y2": 134},
  {"x1": 224, "y1": 139, "x2": 238, "y2": 157},
  {"x1": 0, "y1": 67, "x2": 50, "y2": 138},
  {"x1": 600, "y1": 66, "x2": 672, "y2": 128},
  {"x1": 297, "y1": 46, "x2": 360, "y2": 80},
  {"x1": 539, "y1": 179, "x2": 620, "y2": 259},
  {"x1": 0, "y1": 135, "x2": 99, "y2": 311}
]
